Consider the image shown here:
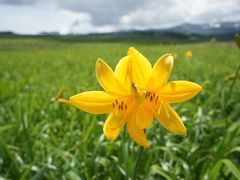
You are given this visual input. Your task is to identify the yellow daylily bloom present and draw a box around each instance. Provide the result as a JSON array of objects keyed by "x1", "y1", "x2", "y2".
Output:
[
  {"x1": 128, "y1": 47, "x2": 202, "y2": 136},
  {"x1": 70, "y1": 55, "x2": 150, "y2": 147},
  {"x1": 185, "y1": 50, "x2": 193, "y2": 59},
  {"x1": 173, "y1": 52, "x2": 178, "y2": 59},
  {"x1": 68, "y1": 47, "x2": 201, "y2": 148}
]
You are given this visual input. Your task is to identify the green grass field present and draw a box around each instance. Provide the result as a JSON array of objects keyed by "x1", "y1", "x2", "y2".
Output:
[{"x1": 0, "y1": 38, "x2": 240, "y2": 179}]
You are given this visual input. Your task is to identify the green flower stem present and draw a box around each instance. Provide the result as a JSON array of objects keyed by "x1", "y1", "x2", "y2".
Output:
[
  {"x1": 224, "y1": 64, "x2": 240, "y2": 127},
  {"x1": 132, "y1": 146, "x2": 144, "y2": 180},
  {"x1": 227, "y1": 65, "x2": 240, "y2": 101}
]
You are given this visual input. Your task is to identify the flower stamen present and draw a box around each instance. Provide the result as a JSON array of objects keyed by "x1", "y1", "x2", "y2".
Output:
[
  {"x1": 155, "y1": 96, "x2": 159, "y2": 104},
  {"x1": 144, "y1": 91, "x2": 165, "y2": 114},
  {"x1": 112, "y1": 99, "x2": 129, "y2": 112}
]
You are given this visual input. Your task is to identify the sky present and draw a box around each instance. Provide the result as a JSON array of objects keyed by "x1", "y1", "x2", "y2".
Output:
[{"x1": 0, "y1": 0, "x2": 240, "y2": 34}]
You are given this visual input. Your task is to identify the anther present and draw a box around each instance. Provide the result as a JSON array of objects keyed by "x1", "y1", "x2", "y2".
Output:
[
  {"x1": 115, "y1": 100, "x2": 118, "y2": 105},
  {"x1": 146, "y1": 91, "x2": 150, "y2": 97},
  {"x1": 121, "y1": 105, "x2": 123, "y2": 111},
  {"x1": 150, "y1": 96, "x2": 153, "y2": 102},
  {"x1": 125, "y1": 105, "x2": 127, "y2": 110},
  {"x1": 112, "y1": 103, "x2": 115, "y2": 108}
]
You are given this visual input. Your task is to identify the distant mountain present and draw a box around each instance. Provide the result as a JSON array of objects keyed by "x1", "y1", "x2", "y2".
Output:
[
  {"x1": 166, "y1": 21, "x2": 240, "y2": 36},
  {"x1": 103, "y1": 21, "x2": 240, "y2": 41},
  {"x1": 0, "y1": 21, "x2": 239, "y2": 42},
  {"x1": 109, "y1": 21, "x2": 240, "y2": 41},
  {"x1": 0, "y1": 31, "x2": 16, "y2": 36}
]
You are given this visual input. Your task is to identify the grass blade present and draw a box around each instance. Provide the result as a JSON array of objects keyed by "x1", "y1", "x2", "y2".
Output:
[
  {"x1": 32, "y1": 166, "x2": 48, "y2": 180},
  {"x1": 221, "y1": 159, "x2": 240, "y2": 179},
  {"x1": 0, "y1": 138, "x2": 20, "y2": 179}
]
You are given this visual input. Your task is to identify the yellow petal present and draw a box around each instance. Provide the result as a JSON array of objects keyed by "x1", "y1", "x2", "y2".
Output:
[
  {"x1": 149, "y1": 54, "x2": 173, "y2": 90},
  {"x1": 157, "y1": 81, "x2": 202, "y2": 103},
  {"x1": 108, "y1": 109, "x2": 128, "y2": 129},
  {"x1": 154, "y1": 103, "x2": 186, "y2": 135},
  {"x1": 96, "y1": 59, "x2": 128, "y2": 95},
  {"x1": 136, "y1": 103, "x2": 153, "y2": 129},
  {"x1": 103, "y1": 113, "x2": 123, "y2": 140},
  {"x1": 127, "y1": 112, "x2": 150, "y2": 147},
  {"x1": 114, "y1": 56, "x2": 131, "y2": 92},
  {"x1": 128, "y1": 47, "x2": 152, "y2": 90},
  {"x1": 69, "y1": 91, "x2": 116, "y2": 114}
]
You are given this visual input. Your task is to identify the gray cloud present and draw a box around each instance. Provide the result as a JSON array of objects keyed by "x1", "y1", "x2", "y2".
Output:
[
  {"x1": 58, "y1": 0, "x2": 143, "y2": 26},
  {"x1": 0, "y1": 0, "x2": 142, "y2": 25},
  {"x1": 0, "y1": 0, "x2": 44, "y2": 5},
  {"x1": 0, "y1": 0, "x2": 240, "y2": 33}
]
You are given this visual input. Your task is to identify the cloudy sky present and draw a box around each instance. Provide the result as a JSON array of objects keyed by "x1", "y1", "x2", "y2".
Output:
[{"x1": 0, "y1": 0, "x2": 240, "y2": 34}]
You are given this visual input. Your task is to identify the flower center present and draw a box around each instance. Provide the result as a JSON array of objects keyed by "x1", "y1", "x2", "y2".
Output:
[
  {"x1": 109, "y1": 98, "x2": 132, "y2": 129},
  {"x1": 112, "y1": 99, "x2": 128, "y2": 111},
  {"x1": 145, "y1": 91, "x2": 157, "y2": 103},
  {"x1": 145, "y1": 90, "x2": 163, "y2": 114}
]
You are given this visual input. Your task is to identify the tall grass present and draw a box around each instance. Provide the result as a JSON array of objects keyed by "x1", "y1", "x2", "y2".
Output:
[{"x1": 0, "y1": 38, "x2": 239, "y2": 179}]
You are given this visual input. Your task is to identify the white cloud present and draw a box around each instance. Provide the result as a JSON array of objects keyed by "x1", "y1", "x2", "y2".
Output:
[
  {"x1": 0, "y1": 0, "x2": 239, "y2": 34},
  {"x1": 119, "y1": 0, "x2": 240, "y2": 30},
  {"x1": 0, "y1": 4, "x2": 72, "y2": 34},
  {"x1": 0, "y1": 4, "x2": 115, "y2": 34},
  {"x1": 57, "y1": 10, "x2": 116, "y2": 34},
  {"x1": 57, "y1": 10, "x2": 92, "y2": 34}
]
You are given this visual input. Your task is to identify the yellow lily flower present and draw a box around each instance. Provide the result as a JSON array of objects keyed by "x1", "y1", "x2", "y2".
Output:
[
  {"x1": 127, "y1": 47, "x2": 201, "y2": 137},
  {"x1": 185, "y1": 50, "x2": 193, "y2": 59},
  {"x1": 69, "y1": 47, "x2": 201, "y2": 148},
  {"x1": 173, "y1": 52, "x2": 178, "y2": 59},
  {"x1": 69, "y1": 54, "x2": 150, "y2": 147}
]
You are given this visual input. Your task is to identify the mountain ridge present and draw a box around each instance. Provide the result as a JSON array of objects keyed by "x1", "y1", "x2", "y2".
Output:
[{"x1": 0, "y1": 21, "x2": 239, "y2": 41}]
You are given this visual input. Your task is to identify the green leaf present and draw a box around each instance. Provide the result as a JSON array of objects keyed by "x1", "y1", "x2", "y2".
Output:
[
  {"x1": 209, "y1": 161, "x2": 222, "y2": 179},
  {"x1": 66, "y1": 170, "x2": 82, "y2": 180},
  {"x1": 32, "y1": 166, "x2": 48, "y2": 180},
  {"x1": 221, "y1": 159, "x2": 240, "y2": 179},
  {"x1": 209, "y1": 159, "x2": 240, "y2": 179},
  {"x1": 226, "y1": 146, "x2": 240, "y2": 156},
  {"x1": 149, "y1": 165, "x2": 172, "y2": 180},
  {"x1": 116, "y1": 165, "x2": 126, "y2": 176},
  {"x1": 212, "y1": 119, "x2": 226, "y2": 128},
  {"x1": 0, "y1": 138, "x2": 20, "y2": 179},
  {"x1": 0, "y1": 124, "x2": 15, "y2": 133},
  {"x1": 95, "y1": 157, "x2": 109, "y2": 167},
  {"x1": 235, "y1": 34, "x2": 240, "y2": 49}
]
